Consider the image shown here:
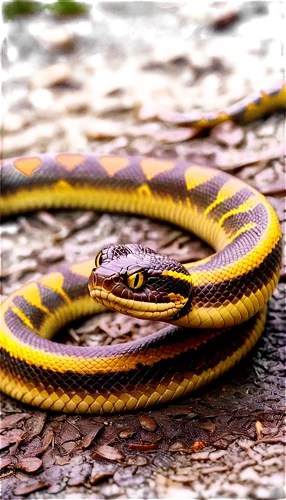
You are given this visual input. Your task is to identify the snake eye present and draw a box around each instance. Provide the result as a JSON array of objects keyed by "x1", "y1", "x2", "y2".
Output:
[
  {"x1": 95, "y1": 251, "x2": 103, "y2": 268},
  {"x1": 127, "y1": 271, "x2": 145, "y2": 290}
]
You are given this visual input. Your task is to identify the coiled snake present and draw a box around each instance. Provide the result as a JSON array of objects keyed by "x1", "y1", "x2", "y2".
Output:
[{"x1": 0, "y1": 82, "x2": 284, "y2": 413}]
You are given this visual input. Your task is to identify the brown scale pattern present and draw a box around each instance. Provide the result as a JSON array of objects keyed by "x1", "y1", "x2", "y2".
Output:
[{"x1": 0, "y1": 318, "x2": 257, "y2": 393}]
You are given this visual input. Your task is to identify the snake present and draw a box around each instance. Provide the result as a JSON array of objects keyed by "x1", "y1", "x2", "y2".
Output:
[{"x1": 0, "y1": 81, "x2": 284, "y2": 414}]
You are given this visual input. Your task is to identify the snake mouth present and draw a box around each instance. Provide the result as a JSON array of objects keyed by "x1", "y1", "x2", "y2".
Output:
[{"x1": 89, "y1": 287, "x2": 183, "y2": 321}]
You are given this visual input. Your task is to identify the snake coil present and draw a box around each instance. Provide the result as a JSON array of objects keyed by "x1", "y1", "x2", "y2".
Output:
[{"x1": 0, "y1": 82, "x2": 284, "y2": 413}]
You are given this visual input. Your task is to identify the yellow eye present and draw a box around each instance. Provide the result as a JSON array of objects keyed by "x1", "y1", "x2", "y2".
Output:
[
  {"x1": 95, "y1": 251, "x2": 103, "y2": 268},
  {"x1": 127, "y1": 272, "x2": 145, "y2": 290}
]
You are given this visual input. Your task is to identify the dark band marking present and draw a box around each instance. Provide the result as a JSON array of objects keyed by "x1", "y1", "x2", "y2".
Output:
[
  {"x1": 37, "y1": 283, "x2": 67, "y2": 312},
  {"x1": 268, "y1": 88, "x2": 282, "y2": 97},
  {"x1": 229, "y1": 103, "x2": 248, "y2": 121},
  {"x1": 60, "y1": 268, "x2": 89, "y2": 301},
  {"x1": 148, "y1": 162, "x2": 189, "y2": 201},
  {"x1": 249, "y1": 95, "x2": 263, "y2": 107},
  {"x1": 206, "y1": 187, "x2": 254, "y2": 223},
  {"x1": 12, "y1": 296, "x2": 47, "y2": 332},
  {"x1": 221, "y1": 203, "x2": 268, "y2": 237},
  {"x1": 188, "y1": 174, "x2": 227, "y2": 212}
]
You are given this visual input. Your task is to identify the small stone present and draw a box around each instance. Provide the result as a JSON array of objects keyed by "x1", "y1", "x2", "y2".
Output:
[
  {"x1": 38, "y1": 247, "x2": 65, "y2": 264},
  {"x1": 211, "y1": 121, "x2": 244, "y2": 147},
  {"x1": 119, "y1": 428, "x2": 137, "y2": 439},
  {"x1": 240, "y1": 466, "x2": 261, "y2": 481},
  {"x1": 29, "y1": 63, "x2": 72, "y2": 89},
  {"x1": 256, "y1": 420, "x2": 264, "y2": 440},
  {"x1": 191, "y1": 451, "x2": 210, "y2": 460},
  {"x1": 99, "y1": 483, "x2": 122, "y2": 498},
  {"x1": 40, "y1": 27, "x2": 74, "y2": 49},
  {"x1": 85, "y1": 119, "x2": 122, "y2": 141},
  {"x1": 90, "y1": 471, "x2": 114, "y2": 485},
  {"x1": 155, "y1": 127, "x2": 200, "y2": 143},
  {"x1": 99, "y1": 136, "x2": 129, "y2": 154},
  {"x1": 257, "y1": 123, "x2": 275, "y2": 137},
  {"x1": 127, "y1": 455, "x2": 148, "y2": 466},
  {"x1": 197, "y1": 422, "x2": 216, "y2": 432},
  {"x1": 2, "y1": 113, "x2": 26, "y2": 133},
  {"x1": 0, "y1": 238, "x2": 13, "y2": 255},
  {"x1": 209, "y1": 450, "x2": 227, "y2": 461},
  {"x1": 16, "y1": 247, "x2": 33, "y2": 259}
]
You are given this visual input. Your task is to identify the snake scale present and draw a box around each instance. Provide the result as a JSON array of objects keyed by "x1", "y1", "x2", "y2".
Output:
[{"x1": 0, "y1": 81, "x2": 284, "y2": 413}]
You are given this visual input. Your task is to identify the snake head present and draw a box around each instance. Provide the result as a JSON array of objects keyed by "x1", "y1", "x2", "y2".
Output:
[{"x1": 88, "y1": 244, "x2": 192, "y2": 322}]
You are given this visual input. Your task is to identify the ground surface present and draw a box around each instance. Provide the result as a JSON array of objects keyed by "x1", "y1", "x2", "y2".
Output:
[{"x1": 1, "y1": 2, "x2": 285, "y2": 499}]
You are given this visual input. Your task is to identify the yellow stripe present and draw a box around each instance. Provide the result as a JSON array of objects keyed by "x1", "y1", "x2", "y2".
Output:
[{"x1": 162, "y1": 270, "x2": 192, "y2": 283}]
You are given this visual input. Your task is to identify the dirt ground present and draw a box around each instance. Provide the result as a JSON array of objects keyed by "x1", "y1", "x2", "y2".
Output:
[{"x1": 1, "y1": 2, "x2": 285, "y2": 499}]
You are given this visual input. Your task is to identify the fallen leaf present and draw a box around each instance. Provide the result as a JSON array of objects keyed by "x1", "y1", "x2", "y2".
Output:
[
  {"x1": 16, "y1": 457, "x2": 43, "y2": 473},
  {"x1": 139, "y1": 415, "x2": 157, "y2": 432},
  {"x1": 127, "y1": 443, "x2": 159, "y2": 452},
  {"x1": 4, "y1": 429, "x2": 25, "y2": 445},
  {"x1": 0, "y1": 456, "x2": 13, "y2": 471},
  {"x1": 78, "y1": 423, "x2": 104, "y2": 450},
  {"x1": 0, "y1": 437, "x2": 10, "y2": 450},
  {"x1": 256, "y1": 420, "x2": 264, "y2": 440},
  {"x1": 197, "y1": 423, "x2": 216, "y2": 432},
  {"x1": 0, "y1": 413, "x2": 29, "y2": 430},
  {"x1": 90, "y1": 471, "x2": 114, "y2": 485},
  {"x1": 91, "y1": 444, "x2": 125, "y2": 462},
  {"x1": 191, "y1": 441, "x2": 207, "y2": 452}
]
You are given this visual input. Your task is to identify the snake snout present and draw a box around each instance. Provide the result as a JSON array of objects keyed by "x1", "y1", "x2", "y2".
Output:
[{"x1": 88, "y1": 268, "x2": 122, "y2": 294}]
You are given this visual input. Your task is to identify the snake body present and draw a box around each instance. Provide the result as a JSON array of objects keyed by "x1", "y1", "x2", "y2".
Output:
[{"x1": 0, "y1": 82, "x2": 284, "y2": 413}]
